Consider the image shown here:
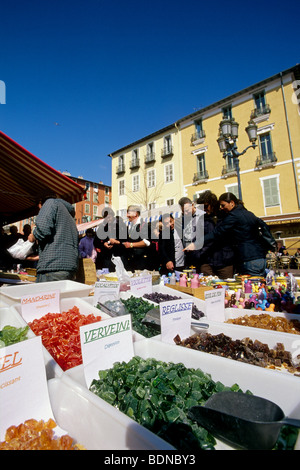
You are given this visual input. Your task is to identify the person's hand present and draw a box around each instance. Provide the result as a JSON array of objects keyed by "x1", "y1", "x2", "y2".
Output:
[
  {"x1": 28, "y1": 233, "x2": 35, "y2": 243},
  {"x1": 104, "y1": 242, "x2": 113, "y2": 249},
  {"x1": 123, "y1": 241, "x2": 133, "y2": 249},
  {"x1": 183, "y1": 243, "x2": 195, "y2": 251},
  {"x1": 109, "y1": 238, "x2": 120, "y2": 245}
]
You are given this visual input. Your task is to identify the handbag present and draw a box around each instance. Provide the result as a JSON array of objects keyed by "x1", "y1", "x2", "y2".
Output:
[
  {"x1": 7, "y1": 239, "x2": 34, "y2": 260},
  {"x1": 257, "y1": 219, "x2": 277, "y2": 253}
]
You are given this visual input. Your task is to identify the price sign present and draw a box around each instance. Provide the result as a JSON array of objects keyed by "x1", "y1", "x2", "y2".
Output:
[
  {"x1": 204, "y1": 288, "x2": 225, "y2": 321},
  {"x1": 20, "y1": 290, "x2": 60, "y2": 322},
  {"x1": 130, "y1": 275, "x2": 152, "y2": 296},
  {"x1": 93, "y1": 280, "x2": 120, "y2": 306},
  {"x1": 80, "y1": 315, "x2": 134, "y2": 387},
  {"x1": 0, "y1": 336, "x2": 54, "y2": 440},
  {"x1": 160, "y1": 299, "x2": 193, "y2": 344}
]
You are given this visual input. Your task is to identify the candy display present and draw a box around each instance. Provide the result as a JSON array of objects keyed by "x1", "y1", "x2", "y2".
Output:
[
  {"x1": 0, "y1": 418, "x2": 84, "y2": 450},
  {"x1": 89, "y1": 355, "x2": 247, "y2": 450},
  {"x1": 143, "y1": 292, "x2": 205, "y2": 319},
  {"x1": 174, "y1": 332, "x2": 300, "y2": 376},
  {"x1": 0, "y1": 325, "x2": 29, "y2": 347},
  {"x1": 120, "y1": 296, "x2": 159, "y2": 338},
  {"x1": 28, "y1": 306, "x2": 102, "y2": 371},
  {"x1": 226, "y1": 314, "x2": 300, "y2": 335}
]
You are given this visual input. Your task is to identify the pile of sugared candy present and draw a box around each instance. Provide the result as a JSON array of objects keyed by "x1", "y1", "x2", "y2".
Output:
[{"x1": 0, "y1": 418, "x2": 84, "y2": 450}]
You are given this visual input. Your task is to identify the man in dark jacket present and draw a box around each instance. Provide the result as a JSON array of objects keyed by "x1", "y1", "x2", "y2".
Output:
[
  {"x1": 28, "y1": 196, "x2": 79, "y2": 282},
  {"x1": 122, "y1": 205, "x2": 151, "y2": 271}
]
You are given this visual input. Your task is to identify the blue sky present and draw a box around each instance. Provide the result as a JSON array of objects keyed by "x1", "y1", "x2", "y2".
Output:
[{"x1": 0, "y1": 0, "x2": 299, "y2": 186}]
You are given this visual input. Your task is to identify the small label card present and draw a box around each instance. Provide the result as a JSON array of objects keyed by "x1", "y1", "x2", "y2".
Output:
[
  {"x1": 0, "y1": 336, "x2": 54, "y2": 440},
  {"x1": 160, "y1": 298, "x2": 193, "y2": 344},
  {"x1": 204, "y1": 288, "x2": 225, "y2": 321},
  {"x1": 130, "y1": 274, "x2": 152, "y2": 296},
  {"x1": 20, "y1": 290, "x2": 60, "y2": 322},
  {"x1": 93, "y1": 280, "x2": 120, "y2": 306},
  {"x1": 80, "y1": 314, "x2": 134, "y2": 387}
]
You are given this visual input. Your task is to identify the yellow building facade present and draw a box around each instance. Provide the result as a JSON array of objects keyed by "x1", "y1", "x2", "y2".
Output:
[
  {"x1": 109, "y1": 123, "x2": 183, "y2": 219},
  {"x1": 109, "y1": 64, "x2": 300, "y2": 251}
]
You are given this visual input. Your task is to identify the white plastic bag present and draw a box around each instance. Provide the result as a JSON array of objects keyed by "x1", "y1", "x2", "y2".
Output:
[
  {"x1": 7, "y1": 239, "x2": 34, "y2": 260},
  {"x1": 111, "y1": 256, "x2": 131, "y2": 282}
]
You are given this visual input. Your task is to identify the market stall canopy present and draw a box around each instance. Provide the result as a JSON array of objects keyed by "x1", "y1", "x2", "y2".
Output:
[{"x1": 0, "y1": 131, "x2": 85, "y2": 225}]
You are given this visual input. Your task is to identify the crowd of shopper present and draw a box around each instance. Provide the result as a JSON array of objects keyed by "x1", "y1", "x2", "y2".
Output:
[{"x1": 1, "y1": 191, "x2": 293, "y2": 283}]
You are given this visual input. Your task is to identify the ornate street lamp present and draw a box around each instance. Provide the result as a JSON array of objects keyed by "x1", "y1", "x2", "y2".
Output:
[{"x1": 217, "y1": 117, "x2": 258, "y2": 200}]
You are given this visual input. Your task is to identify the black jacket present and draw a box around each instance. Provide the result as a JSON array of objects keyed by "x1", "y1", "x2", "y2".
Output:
[
  {"x1": 204, "y1": 205, "x2": 275, "y2": 263},
  {"x1": 200, "y1": 213, "x2": 234, "y2": 268}
]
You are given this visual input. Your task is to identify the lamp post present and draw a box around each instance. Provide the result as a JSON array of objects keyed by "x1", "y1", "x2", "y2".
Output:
[{"x1": 217, "y1": 117, "x2": 258, "y2": 201}]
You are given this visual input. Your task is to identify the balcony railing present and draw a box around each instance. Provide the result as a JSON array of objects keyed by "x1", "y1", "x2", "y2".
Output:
[
  {"x1": 250, "y1": 104, "x2": 271, "y2": 119},
  {"x1": 116, "y1": 164, "x2": 125, "y2": 174},
  {"x1": 130, "y1": 158, "x2": 140, "y2": 169},
  {"x1": 193, "y1": 170, "x2": 209, "y2": 183},
  {"x1": 191, "y1": 130, "x2": 206, "y2": 144},
  {"x1": 161, "y1": 146, "x2": 173, "y2": 158},
  {"x1": 145, "y1": 152, "x2": 156, "y2": 163},
  {"x1": 255, "y1": 153, "x2": 277, "y2": 168},
  {"x1": 222, "y1": 165, "x2": 237, "y2": 177}
]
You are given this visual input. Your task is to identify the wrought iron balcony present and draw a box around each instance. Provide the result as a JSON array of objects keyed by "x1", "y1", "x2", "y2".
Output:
[
  {"x1": 250, "y1": 104, "x2": 271, "y2": 119},
  {"x1": 116, "y1": 163, "x2": 125, "y2": 174},
  {"x1": 255, "y1": 153, "x2": 277, "y2": 168},
  {"x1": 221, "y1": 164, "x2": 237, "y2": 177},
  {"x1": 191, "y1": 130, "x2": 206, "y2": 144},
  {"x1": 193, "y1": 170, "x2": 209, "y2": 183},
  {"x1": 145, "y1": 152, "x2": 156, "y2": 163},
  {"x1": 130, "y1": 158, "x2": 140, "y2": 169},
  {"x1": 161, "y1": 146, "x2": 173, "y2": 158}
]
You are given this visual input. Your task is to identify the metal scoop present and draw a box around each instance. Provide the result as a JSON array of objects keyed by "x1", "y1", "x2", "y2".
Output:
[
  {"x1": 141, "y1": 307, "x2": 209, "y2": 331},
  {"x1": 188, "y1": 391, "x2": 300, "y2": 450}
]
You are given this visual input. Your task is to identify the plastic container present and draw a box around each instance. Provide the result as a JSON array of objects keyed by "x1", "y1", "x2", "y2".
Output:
[
  {"x1": 151, "y1": 319, "x2": 300, "y2": 378},
  {"x1": 48, "y1": 376, "x2": 174, "y2": 450},
  {"x1": 0, "y1": 306, "x2": 34, "y2": 337},
  {"x1": 121, "y1": 284, "x2": 206, "y2": 316},
  {"x1": 12, "y1": 297, "x2": 112, "y2": 379},
  {"x1": 65, "y1": 338, "x2": 300, "y2": 449},
  {"x1": 81, "y1": 296, "x2": 145, "y2": 342},
  {"x1": 0, "y1": 280, "x2": 93, "y2": 305}
]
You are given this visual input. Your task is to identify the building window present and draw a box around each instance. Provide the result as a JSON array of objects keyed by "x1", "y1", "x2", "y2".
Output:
[
  {"x1": 119, "y1": 180, "x2": 125, "y2": 196},
  {"x1": 222, "y1": 105, "x2": 232, "y2": 119},
  {"x1": 85, "y1": 204, "x2": 90, "y2": 213},
  {"x1": 93, "y1": 193, "x2": 98, "y2": 203},
  {"x1": 260, "y1": 133, "x2": 272, "y2": 158},
  {"x1": 251, "y1": 91, "x2": 271, "y2": 118},
  {"x1": 93, "y1": 206, "x2": 98, "y2": 217},
  {"x1": 262, "y1": 177, "x2": 280, "y2": 207},
  {"x1": 147, "y1": 169, "x2": 156, "y2": 188},
  {"x1": 163, "y1": 135, "x2": 172, "y2": 154},
  {"x1": 149, "y1": 202, "x2": 156, "y2": 210},
  {"x1": 132, "y1": 174, "x2": 139, "y2": 192},
  {"x1": 166, "y1": 198, "x2": 174, "y2": 206},
  {"x1": 165, "y1": 163, "x2": 174, "y2": 183},
  {"x1": 226, "y1": 184, "x2": 239, "y2": 198}
]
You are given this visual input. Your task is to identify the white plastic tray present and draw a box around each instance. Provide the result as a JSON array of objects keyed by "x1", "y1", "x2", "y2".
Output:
[
  {"x1": 48, "y1": 376, "x2": 174, "y2": 450},
  {"x1": 0, "y1": 280, "x2": 93, "y2": 305},
  {"x1": 151, "y1": 319, "x2": 300, "y2": 378},
  {"x1": 81, "y1": 296, "x2": 146, "y2": 342},
  {"x1": 12, "y1": 297, "x2": 111, "y2": 379},
  {"x1": 64, "y1": 338, "x2": 300, "y2": 450},
  {"x1": 0, "y1": 306, "x2": 34, "y2": 337}
]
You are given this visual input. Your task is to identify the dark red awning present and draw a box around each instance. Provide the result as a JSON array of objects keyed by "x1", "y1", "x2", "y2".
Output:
[{"x1": 0, "y1": 131, "x2": 85, "y2": 224}]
